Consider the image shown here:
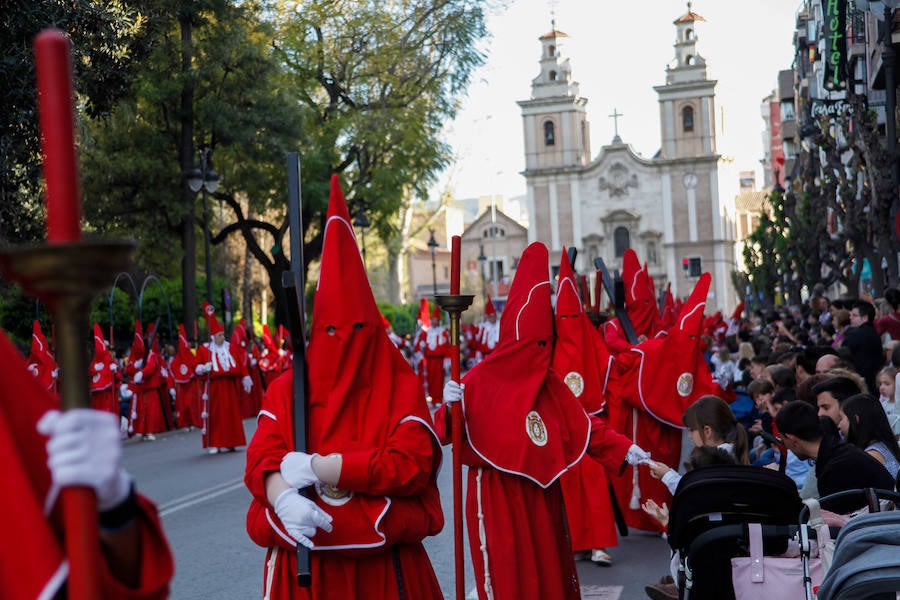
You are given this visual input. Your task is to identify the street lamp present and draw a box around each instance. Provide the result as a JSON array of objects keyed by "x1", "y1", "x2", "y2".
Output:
[
  {"x1": 477, "y1": 244, "x2": 487, "y2": 300},
  {"x1": 353, "y1": 209, "x2": 370, "y2": 267},
  {"x1": 427, "y1": 229, "x2": 438, "y2": 296},
  {"x1": 188, "y1": 146, "x2": 220, "y2": 304}
]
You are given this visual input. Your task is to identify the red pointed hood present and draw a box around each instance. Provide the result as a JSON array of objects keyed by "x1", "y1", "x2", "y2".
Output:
[
  {"x1": 661, "y1": 283, "x2": 677, "y2": 329},
  {"x1": 145, "y1": 322, "x2": 161, "y2": 354},
  {"x1": 552, "y1": 247, "x2": 613, "y2": 414},
  {"x1": 730, "y1": 302, "x2": 745, "y2": 322},
  {"x1": 202, "y1": 302, "x2": 223, "y2": 337},
  {"x1": 90, "y1": 323, "x2": 114, "y2": 391},
  {"x1": 484, "y1": 295, "x2": 496, "y2": 316},
  {"x1": 608, "y1": 273, "x2": 730, "y2": 429},
  {"x1": 261, "y1": 324, "x2": 277, "y2": 354},
  {"x1": 307, "y1": 174, "x2": 433, "y2": 452},
  {"x1": 126, "y1": 319, "x2": 144, "y2": 365},
  {"x1": 27, "y1": 321, "x2": 57, "y2": 392},
  {"x1": 418, "y1": 298, "x2": 430, "y2": 330},
  {"x1": 462, "y1": 242, "x2": 590, "y2": 488},
  {"x1": 229, "y1": 320, "x2": 248, "y2": 367},
  {"x1": 622, "y1": 249, "x2": 659, "y2": 337},
  {"x1": 170, "y1": 324, "x2": 197, "y2": 383}
]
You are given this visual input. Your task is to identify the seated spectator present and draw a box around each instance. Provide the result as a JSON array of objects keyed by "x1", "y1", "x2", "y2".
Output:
[
  {"x1": 875, "y1": 365, "x2": 900, "y2": 438},
  {"x1": 839, "y1": 393, "x2": 900, "y2": 479},
  {"x1": 812, "y1": 375, "x2": 866, "y2": 427},
  {"x1": 765, "y1": 364, "x2": 796, "y2": 391},
  {"x1": 775, "y1": 401, "x2": 894, "y2": 513}
]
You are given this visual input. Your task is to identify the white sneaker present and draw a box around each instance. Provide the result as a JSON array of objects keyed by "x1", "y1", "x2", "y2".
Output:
[
  {"x1": 208, "y1": 448, "x2": 219, "y2": 454},
  {"x1": 590, "y1": 549, "x2": 612, "y2": 566}
]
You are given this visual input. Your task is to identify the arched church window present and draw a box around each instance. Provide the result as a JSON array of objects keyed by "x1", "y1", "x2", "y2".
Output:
[
  {"x1": 549, "y1": 70, "x2": 557, "y2": 81},
  {"x1": 685, "y1": 29, "x2": 694, "y2": 41},
  {"x1": 543, "y1": 120, "x2": 556, "y2": 146},
  {"x1": 614, "y1": 227, "x2": 630, "y2": 258},
  {"x1": 682, "y1": 106, "x2": 694, "y2": 132},
  {"x1": 548, "y1": 45, "x2": 555, "y2": 57},
  {"x1": 685, "y1": 54, "x2": 695, "y2": 66}
]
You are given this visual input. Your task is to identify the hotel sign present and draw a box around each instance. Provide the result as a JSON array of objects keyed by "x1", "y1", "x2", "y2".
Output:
[{"x1": 822, "y1": 0, "x2": 847, "y2": 91}]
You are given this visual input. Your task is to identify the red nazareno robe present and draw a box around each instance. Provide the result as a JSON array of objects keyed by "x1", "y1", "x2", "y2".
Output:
[
  {"x1": 244, "y1": 175, "x2": 443, "y2": 600},
  {"x1": 553, "y1": 249, "x2": 633, "y2": 552},
  {"x1": 0, "y1": 328, "x2": 174, "y2": 599},
  {"x1": 245, "y1": 374, "x2": 444, "y2": 600},
  {"x1": 435, "y1": 242, "x2": 594, "y2": 600},
  {"x1": 196, "y1": 341, "x2": 247, "y2": 449}
]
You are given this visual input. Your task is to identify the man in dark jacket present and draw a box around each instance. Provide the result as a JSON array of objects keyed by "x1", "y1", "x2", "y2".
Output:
[
  {"x1": 840, "y1": 300, "x2": 883, "y2": 393},
  {"x1": 776, "y1": 400, "x2": 893, "y2": 513}
]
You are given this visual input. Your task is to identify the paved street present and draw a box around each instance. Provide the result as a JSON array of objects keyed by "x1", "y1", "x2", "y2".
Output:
[{"x1": 124, "y1": 417, "x2": 673, "y2": 599}]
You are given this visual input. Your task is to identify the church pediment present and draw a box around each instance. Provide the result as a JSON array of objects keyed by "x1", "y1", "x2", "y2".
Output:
[{"x1": 598, "y1": 162, "x2": 638, "y2": 198}]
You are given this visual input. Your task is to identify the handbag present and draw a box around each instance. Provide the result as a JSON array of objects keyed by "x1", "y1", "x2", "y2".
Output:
[{"x1": 731, "y1": 523, "x2": 823, "y2": 600}]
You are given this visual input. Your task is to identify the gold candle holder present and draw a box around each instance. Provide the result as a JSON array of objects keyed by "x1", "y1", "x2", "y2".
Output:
[{"x1": 0, "y1": 240, "x2": 135, "y2": 599}]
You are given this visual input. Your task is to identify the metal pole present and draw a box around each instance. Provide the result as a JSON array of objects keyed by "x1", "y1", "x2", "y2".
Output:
[
  {"x1": 202, "y1": 184, "x2": 213, "y2": 303},
  {"x1": 490, "y1": 196, "x2": 498, "y2": 292},
  {"x1": 431, "y1": 252, "x2": 438, "y2": 296}
]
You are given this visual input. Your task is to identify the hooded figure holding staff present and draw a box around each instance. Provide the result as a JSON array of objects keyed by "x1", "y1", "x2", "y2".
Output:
[
  {"x1": 438, "y1": 242, "x2": 649, "y2": 599},
  {"x1": 244, "y1": 175, "x2": 444, "y2": 599}
]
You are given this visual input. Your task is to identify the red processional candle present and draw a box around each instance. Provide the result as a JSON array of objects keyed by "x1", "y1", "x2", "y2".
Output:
[
  {"x1": 34, "y1": 29, "x2": 82, "y2": 243},
  {"x1": 450, "y1": 236, "x2": 461, "y2": 295}
]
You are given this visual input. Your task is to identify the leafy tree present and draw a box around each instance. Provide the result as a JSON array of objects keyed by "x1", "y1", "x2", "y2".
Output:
[
  {"x1": 216, "y1": 0, "x2": 490, "y2": 320},
  {"x1": 0, "y1": 0, "x2": 162, "y2": 244}
]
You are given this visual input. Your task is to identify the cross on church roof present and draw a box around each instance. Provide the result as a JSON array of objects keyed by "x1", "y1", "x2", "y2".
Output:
[
  {"x1": 609, "y1": 107, "x2": 623, "y2": 143},
  {"x1": 548, "y1": 0, "x2": 558, "y2": 29}
]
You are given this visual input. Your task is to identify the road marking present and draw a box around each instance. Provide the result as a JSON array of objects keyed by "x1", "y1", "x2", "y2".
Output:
[
  {"x1": 580, "y1": 585, "x2": 623, "y2": 599},
  {"x1": 158, "y1": 478, "x2": 246, "y2": 516},
  {"x1": 465, "y1": 584, "x2": 622, "y2": 599}
]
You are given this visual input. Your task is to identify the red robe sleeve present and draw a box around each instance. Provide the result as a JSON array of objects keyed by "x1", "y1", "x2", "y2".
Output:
[
  {"x1": 99, "y1": 494, "x2": 174, "y2": 599},
  {"x1": 586, "y1": 414, "x2": 632, "y2": 476}
]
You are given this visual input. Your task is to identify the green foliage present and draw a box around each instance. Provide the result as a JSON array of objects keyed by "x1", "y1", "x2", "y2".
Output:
[
  {"x1": 0, "y1": 0, "x2": 162, "y2": 244},
  {"x1": 377, "y1": 301, "x2": 420, "y2": 336}
]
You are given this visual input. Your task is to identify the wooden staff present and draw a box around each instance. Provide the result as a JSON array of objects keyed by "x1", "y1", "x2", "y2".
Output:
[{"x1": 435, "y1": 236, "x2": 473, "y2": 600}]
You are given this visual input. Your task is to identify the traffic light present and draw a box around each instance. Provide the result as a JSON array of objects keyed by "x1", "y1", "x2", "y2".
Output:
[
  {"x1": 688, "y1": 257, "x2": 702, "y2": 277},
  {"x1": 682, "y1": 257, "x2": 689, "y2": 272}
]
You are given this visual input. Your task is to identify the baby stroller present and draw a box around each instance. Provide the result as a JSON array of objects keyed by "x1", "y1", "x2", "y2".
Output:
[
  {"x1": 802, "y1": 488, "x2": 900, "y2": 600},
  {"x1": 667, "y1": 465, "x2": 803, "y2": 600}
]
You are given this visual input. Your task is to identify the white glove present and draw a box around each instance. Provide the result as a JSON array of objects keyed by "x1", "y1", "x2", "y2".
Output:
[
  {"x1": 27, "y1": 363, "x2": 38, "y2": 375},
  {"x1": 133, "y1": 371, "x2": 143, "y2": 384},
  {"x1": 37, "y1": 409, "x2": 132, "y2": 511},
  {"x1": 110, "y1": 363, "x2": 117, "y2": 372},
  {"x1": 281, "y1": 451, "x2": 320, "y2": 489},
  {"x1": 204, "y1": 362, "x2": 213, "y2": 373},
  {"x1": 51, "y1": 368, "x2": 59, "y2": 380},
  {"x1": 242, "y1": 375, "x2": 252, "y2": 393},
  {"x1": 119, "y1": 383, "x2": 133, "y2": 399},
  {"x1": 443, "y1": 380, "x2": 464, "y2": 404},
  {"x1": 169, "y1": 388, "x2": 176, "y2": 399},
  {"x1": 273, "y1": 489, "x2": 333, "y2": 548},
  {"x1": 250, "y1": 358, "x2": 257, "y2": 366},
  {"x1": 134, "y1": 359, "x2": 144, "y2": 370},
  {"x1": 625, "y1": 444, "x2": 651, "y2": 465}
]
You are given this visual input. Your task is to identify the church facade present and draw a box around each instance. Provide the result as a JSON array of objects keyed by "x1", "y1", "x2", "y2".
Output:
[{"x1": 518, "y1": 6, "x2": 736, "y2": 312}]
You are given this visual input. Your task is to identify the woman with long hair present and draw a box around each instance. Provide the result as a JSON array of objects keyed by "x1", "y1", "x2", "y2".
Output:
[{"x1": 840, "y1": 393, "x2": 900, "y2": 479}]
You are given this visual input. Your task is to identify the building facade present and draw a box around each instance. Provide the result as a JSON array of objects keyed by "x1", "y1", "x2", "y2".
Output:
[{"x1": 517, "y1": 7, "x2": 736, "y2": 312}]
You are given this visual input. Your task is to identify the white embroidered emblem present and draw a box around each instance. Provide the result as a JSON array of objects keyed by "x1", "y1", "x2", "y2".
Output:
[
  {"x1": 315, "y1": 482, "x2": 353, "y2": 506},
  {"x1": 179, "y1": 364, "x2": 188, "y2": 376},
  {"x1": 564, "y1": 371, "x2": 584, "y2": 397},
  {"x1": 525, "y1": 410, "x2": 548, "y2": 447},
  {"x1": 92, "y1": 373, "x2": 100, "y2": 383},
  {"x1": 677, "y1": 372, "x2": 694, "y2": 397}
]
